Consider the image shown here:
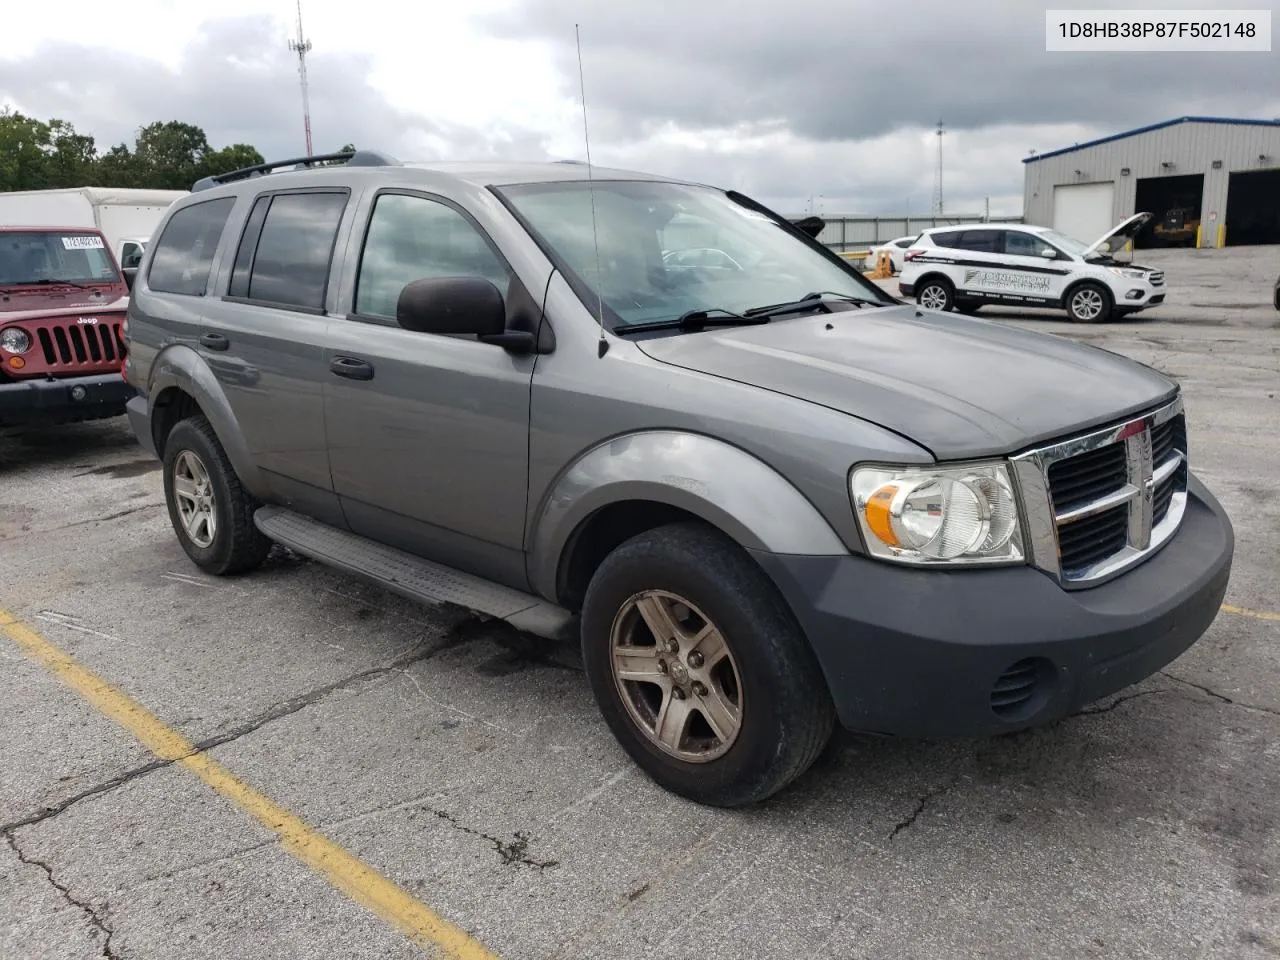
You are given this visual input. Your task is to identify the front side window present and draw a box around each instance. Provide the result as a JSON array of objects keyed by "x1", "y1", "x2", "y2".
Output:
[
  {"x1": 148, "y1": 198, "x2": 235, "y2": 296},
  {"x1": 495, "y1": 180, "x2": 884, "y2": 329},
  {"x1": 240, "y1": 191, "x2": 348, "y2": 310},
  {"x1": 354, "y1": 193, "x2": 510, "y2": 321},
  {"x1": 1003, "y1": 231, "x2": 1045, "y2": 256},
  {"x1": 0, "y1": 231, "x2": 120, "y2": 287}
]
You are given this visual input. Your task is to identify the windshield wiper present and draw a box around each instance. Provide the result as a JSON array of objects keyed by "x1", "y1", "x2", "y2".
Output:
[
  {"x1": 742, "y1": 291, "x2": 881, "y2": 318},
  {"x1": 25, "y1": 278, "x2": 92, "y2": 289},
  {"x1": 618, "y1": 308, "x2": 772, "y2": 334}
]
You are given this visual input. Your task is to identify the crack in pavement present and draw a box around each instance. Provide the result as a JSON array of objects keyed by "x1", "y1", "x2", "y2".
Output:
[
  {"x1": 0, "y1": 620, "x2": 485, "y2": 835},
  {"x1": 1067, "y1": 676, "x2": 1280, "y2": 721},
  {"x1": 1159, "y1": 670, "x2": 1280, "y2": 718},
  {"x1": 3, "y1": 829, "x2": 119, "y2": 959},
  {"x1": 427, "y1": 809, "x2": 559, "y2": 870},
  {"x1": 887, "y1": 780, "x2": 954, "y2": 841}
]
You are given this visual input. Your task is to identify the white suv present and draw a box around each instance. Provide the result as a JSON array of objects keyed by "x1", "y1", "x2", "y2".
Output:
[{"x1": 899, "y1": 214, "x2": 1165, "y2": 322}]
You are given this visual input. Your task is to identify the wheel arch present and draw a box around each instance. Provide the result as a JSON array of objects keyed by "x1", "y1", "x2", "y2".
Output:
[
  {"x1": 527, "y1": 430, "x2": 849, "y2": 608},
  {"x1": 145, "y1": 344, "x2": 268, "y2": 499},
  {"x1": 1061, "y1": 276, "x2": 1113, "y2": 312}
]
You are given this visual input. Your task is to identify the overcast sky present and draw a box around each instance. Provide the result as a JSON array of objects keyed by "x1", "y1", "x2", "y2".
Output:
[{"x1": 2, "y1": 0, "x2": 1277, "y2": 216}]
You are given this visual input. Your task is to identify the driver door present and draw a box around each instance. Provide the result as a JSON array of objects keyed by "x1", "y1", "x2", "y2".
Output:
[
  {"x1": 994, "y1": 230, "x2": 1071, "y2": 306},
  {"x1": 322, "y1": 190, "x2": 536, "y2": 590}
]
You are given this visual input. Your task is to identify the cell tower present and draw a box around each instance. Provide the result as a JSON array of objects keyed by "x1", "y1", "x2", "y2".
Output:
[
  {"x1": 288, "y1": 0, "x2": 314, "y2": 157},
  {"x1": 933, "y1": 120, "x2": 945, "y2": 217}
]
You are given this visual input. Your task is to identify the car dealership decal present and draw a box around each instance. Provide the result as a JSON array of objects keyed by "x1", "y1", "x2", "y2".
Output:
[{"x1": 963, "y1": 268, "x2": 1052, "y2": 293}]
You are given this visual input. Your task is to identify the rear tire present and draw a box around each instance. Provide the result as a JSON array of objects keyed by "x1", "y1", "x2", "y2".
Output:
[
  {"x1": 916, "y1": 277, "x2": 955, "y2": 312},
  {"x1": 580, "y1": 522, "x2": 835, "y2": 807},
  {"x1": 162, "y1": 415, "x2": 271, "y2": 576},
  {"x1": 1065, "y1": 282, "x2": 1112, "y2": 323}
]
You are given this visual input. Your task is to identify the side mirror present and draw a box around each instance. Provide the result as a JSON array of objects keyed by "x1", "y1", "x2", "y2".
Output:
[
  {"x1": 396, "y1": 277, "x2": 533, "y2": 352},
  {"x1": 122, "y1": 267, "x2": 137, "y2": 291},
  {"x1": 1039, "y1": 247, "x2": 1057, "y2": 259}
]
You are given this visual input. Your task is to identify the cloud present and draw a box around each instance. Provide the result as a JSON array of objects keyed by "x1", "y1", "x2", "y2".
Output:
[
  {"x1": 0, "y1": 15, "x2": 555, "y2": 165},
  {"x1": 489, "y1": 0, "x2": 1280, "y2": 144},
  {"x1": 4, "y1": 1, "x2": 1277, "y2": 216}
]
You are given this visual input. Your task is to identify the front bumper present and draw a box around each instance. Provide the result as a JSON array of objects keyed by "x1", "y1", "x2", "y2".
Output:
[
  {"x1": 752, "y1": 474, "x2": 1233, "y2": 739},
  {"x1": 0, "y1": 372, "x2": 135, "y2": 426}
]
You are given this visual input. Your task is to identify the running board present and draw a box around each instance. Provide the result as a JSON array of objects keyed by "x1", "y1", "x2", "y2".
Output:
[{"x1": 253, "y1": 506, "x2": 576, "y2": 640}]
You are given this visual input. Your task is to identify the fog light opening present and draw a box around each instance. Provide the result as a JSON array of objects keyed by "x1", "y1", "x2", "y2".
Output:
[
  {"x1": 990, "y1": 656, "x2": 1057, "y2": 722},
  {"x1": 70, "y1": 385, "x2": 88, "y2": 401}
]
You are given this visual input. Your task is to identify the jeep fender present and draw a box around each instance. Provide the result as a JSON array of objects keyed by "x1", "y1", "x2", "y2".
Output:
[
  {"x1": 526, "y1": 430, "x2": 848, "y2": 600},
  {"x1": 146, "y1": 343, "x2": 268, "y2": 500}
]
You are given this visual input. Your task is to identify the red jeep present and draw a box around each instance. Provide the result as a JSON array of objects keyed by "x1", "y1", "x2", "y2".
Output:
[{"x1": 0, "y1": 226, "x2": 135, "y2": 426}]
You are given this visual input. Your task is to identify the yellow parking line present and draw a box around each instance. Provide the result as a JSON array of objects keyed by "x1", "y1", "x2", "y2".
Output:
[
  {"x1": 0, "y1": 607, "x2": 499, "y2": 960},
  {"x1": 1221, "y1": 603, "x2": 1280, "y2": 623}
]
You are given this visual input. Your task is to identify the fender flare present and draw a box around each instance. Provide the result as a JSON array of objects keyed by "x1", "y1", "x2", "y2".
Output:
[
  {"x1": 145, "y1": 343, "x2": 269, "y2": 500},
  {"x1": 526, "y1": 430, "x2": 848, "y2": 600}
]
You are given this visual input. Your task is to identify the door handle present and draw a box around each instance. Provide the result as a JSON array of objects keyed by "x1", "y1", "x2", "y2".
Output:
[
  {"x1": 199, "y1": 333, "x2": 229, "y2": 351},
  {"x1": 330, "y1": 356, "x2": 374, "y2": 381}
]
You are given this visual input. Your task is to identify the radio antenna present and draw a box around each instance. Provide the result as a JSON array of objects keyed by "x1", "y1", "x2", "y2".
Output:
[{"x1": 575, "y1": 24, "x2": 609, "y2": 358}]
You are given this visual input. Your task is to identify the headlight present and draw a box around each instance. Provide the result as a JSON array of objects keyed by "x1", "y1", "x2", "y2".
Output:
[
  {"x1": 1107, "y1": 267, "x2": 1148, "y2": 280},
  {"x1": 0, "y1": 328, "x2": 32, "y2": 354},
  {"x1": 850, "y1": 462, "x2": 1024, "y2": 565}
]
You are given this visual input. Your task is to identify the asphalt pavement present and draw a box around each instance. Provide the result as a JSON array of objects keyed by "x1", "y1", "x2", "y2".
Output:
[{"x1": 2, "y1": 244, "x2": 1278, "y2": 960}]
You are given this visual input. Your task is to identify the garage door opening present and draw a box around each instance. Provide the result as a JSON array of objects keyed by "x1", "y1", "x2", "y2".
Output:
[
  {"x1": 1133, "y1": 173, "x2": 1204, "y2": 249},
  {"x1": 1225, "y1": 169, "x2": 1280, "y2": 246},
  {"x1": 1052, "y1": 181, "x2": 1115, "y2": 247}
]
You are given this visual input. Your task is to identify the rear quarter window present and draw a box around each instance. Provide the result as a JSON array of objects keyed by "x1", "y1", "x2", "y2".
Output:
[
  {"x1": 929, "y1": 230, "x2": 963, "y2": 248},
  {"x1": 147, "y1": 197, "x2": 236, "y2": 296}
]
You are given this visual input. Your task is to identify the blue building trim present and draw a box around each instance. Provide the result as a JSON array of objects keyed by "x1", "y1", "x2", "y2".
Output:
[{"x1": 1023, "y1": 116, "x2": 1280, "y2": 164}]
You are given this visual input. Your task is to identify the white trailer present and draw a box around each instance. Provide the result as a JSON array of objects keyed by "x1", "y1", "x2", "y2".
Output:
[{"x1": 0, "y1": 187, "x2": 188, "y2": 266}]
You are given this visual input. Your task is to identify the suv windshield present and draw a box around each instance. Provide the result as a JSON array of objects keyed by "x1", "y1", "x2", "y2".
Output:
[
  {"x1": 496, "y1": 180, "x2": 883, "y2": 329},
  {"x1": 0, "y1": 231, "x2": 120, "y2": 287}
]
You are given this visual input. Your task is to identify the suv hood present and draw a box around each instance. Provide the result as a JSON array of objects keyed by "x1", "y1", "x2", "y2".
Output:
[
  {"x1": 1, "y1": 287, "x2": 127, "y2": 319},
  {"x1": 1084, "y1": 211, "x2": 1152, "y2": 256},
  {"x1": 634, "y1": 305, "x2": 1177, "y2": 460}
]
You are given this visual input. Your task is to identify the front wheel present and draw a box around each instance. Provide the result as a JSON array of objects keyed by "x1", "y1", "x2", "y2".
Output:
[
  {"x1": 581, "y1": 522, "x2": 835, "y2": 807},
  {"x1": 1066, "y1": 282, "x2": 1112, "y2": 323},
  {"x1": 916, "y1": 278, "x2": 955, "y2": 312}
]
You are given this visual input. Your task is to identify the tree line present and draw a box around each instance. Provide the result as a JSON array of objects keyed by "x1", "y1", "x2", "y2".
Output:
[{"x1": 0, "y1": 109, "x2": 356, "y2": 193}]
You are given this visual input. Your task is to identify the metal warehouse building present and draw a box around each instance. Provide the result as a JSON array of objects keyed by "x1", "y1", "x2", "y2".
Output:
[{"x1": 1023, "y1": 116, "x2": 1280, "y2": 249}]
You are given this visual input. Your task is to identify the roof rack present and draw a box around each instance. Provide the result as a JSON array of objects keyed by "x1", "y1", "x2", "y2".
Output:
[{"x1": 191, "y1": 149, "x2": 400, "y2": 192}]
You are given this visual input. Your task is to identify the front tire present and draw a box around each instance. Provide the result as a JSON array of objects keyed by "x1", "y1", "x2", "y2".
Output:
[
  {"x1": 1066, "y1": 282, "x2": 1112, "y2": 323},
  {"x1": 580, "y1": 522, "x2": 835, "y2": 807},
  {"x1": 916, "y1": 277, "x2": 955, "y2": 312},
  {"x1": 162, "y1": 415, "x2": 271, "y2": 576}
]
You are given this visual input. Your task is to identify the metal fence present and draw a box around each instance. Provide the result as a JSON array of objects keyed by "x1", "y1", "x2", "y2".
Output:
[{"x1": 791, "y1": 214, "x2": 1025, "y2": 252}]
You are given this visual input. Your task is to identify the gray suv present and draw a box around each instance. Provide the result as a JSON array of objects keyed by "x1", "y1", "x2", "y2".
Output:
[{"x1": 123, "y1": 150, "x2": 1234, "y2": 807}]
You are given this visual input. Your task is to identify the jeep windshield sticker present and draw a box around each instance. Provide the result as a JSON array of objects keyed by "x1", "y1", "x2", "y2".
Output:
[
  {"x1": 62, "y1": 235, "x2": 105, "y2": 250},
  {"x1": 962, "y1": 268, "x2": 1051, "y2": 293}
]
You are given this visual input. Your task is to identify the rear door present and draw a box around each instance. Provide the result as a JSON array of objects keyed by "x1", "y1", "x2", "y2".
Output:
[
  {"x1": 196, "y1": 187, "x2": 356, "y2": 525},
  {"x1": 945, "y1": 228, "x2": 1006, "y2": 301}
]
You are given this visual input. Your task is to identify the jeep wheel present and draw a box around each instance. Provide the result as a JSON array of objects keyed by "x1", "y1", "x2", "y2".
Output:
[
  {"x1": 163, "y1": 415, "x2": 271, "y2": 576},
  {"x1": 917, "y1": 278, "x2": 954, "y2": 312},
  {"x1": 580, "y1": 522, "x2": 835, "y2": 807},
  {"x1": 1066, "y1": 282, "x2": 1112, "y2": 323}
]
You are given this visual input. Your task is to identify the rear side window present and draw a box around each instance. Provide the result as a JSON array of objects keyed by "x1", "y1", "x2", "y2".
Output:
[
  {"x1": 147, "y1": 197, "x2": 235, "y2": 296},
  {"x1": 930, "y1": 230, "x2": 963, "y2": 248},
  {"x1": 955, "y1": 230, "x2": 1001, "y2": 253},
  {"x1": 235, "y1": 191, "x2": 349, "y2": 311}
]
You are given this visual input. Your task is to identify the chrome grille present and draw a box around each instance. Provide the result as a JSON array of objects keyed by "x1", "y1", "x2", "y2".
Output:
[
  {"x1": 1010, "y1": 397, "x2": 1188, "y2": 586},
  {"x1": 1149, "y1": 271, "x2": 1165, "y2": 287}
]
